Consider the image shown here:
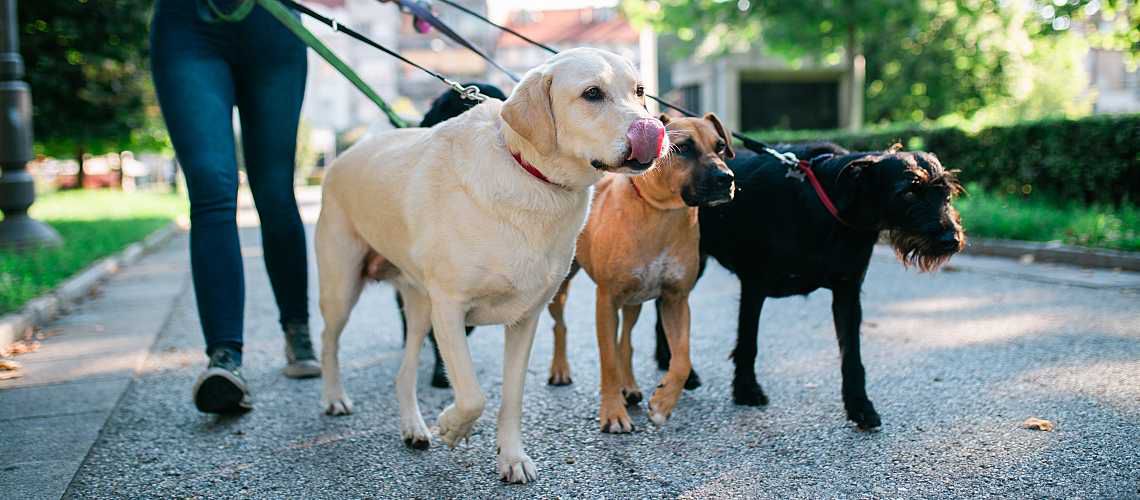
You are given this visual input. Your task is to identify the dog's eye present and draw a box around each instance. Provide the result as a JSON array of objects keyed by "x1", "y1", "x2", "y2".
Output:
[
  {"x1": 635, "y1": 85, "x2": 645, "y2": 97},
  {"x1": 674, "y1": 141, "x2": 691, "y2": 154},
  {"x1": 582, "y1": 87, "x2": 605, "y2": 101}
]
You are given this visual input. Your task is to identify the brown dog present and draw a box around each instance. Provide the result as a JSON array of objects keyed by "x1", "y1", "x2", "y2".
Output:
[{"x1": 547, "y1": 113, "x2": 736, "y2": 433}]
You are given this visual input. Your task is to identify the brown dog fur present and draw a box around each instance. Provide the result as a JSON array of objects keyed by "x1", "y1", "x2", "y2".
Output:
[{"x1": 547, "y1": 114, "x2": 736, "y2": 433}]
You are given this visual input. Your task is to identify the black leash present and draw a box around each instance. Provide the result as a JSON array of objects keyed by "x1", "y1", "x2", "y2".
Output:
[
  {"x1": 391, "y1": 0, "x2": 521, "y2": 82},
  {"x1": 433, "y1": 0, "x2": 779, "y2": 155},
  {"x1": 281, "y1": 0, "x2": 490, "y2": 102},
  {"x1": 435, "y1": 0, "x2": 558, "y2": 54}
]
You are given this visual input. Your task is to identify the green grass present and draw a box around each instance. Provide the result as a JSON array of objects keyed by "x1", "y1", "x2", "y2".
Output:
[
  {"x1": 0, "y1": 190, "x2": 187, "y2": 314},
  {"x1": 957, "y1": 184, "x2": 1140, "y2": 252}
]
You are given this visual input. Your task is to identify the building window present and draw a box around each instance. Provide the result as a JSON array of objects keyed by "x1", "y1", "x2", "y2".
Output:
[{"x1": 678, "y1": 85, "x2": 701, "y2": 113}]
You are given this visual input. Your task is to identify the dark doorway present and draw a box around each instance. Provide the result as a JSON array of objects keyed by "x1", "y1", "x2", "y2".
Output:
[{"x1": 740, "y1": 80, "x2": 839, "y2": 131}]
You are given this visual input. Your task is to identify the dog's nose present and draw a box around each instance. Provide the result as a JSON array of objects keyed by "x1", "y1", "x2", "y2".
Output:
[
  {"x1": 711, "y1": 169, "x2": 735, "y2": 188},
  {"x1": 938, "y1": 231, "x2": 960, "y2": 250},
  {"x1": 627, "y1": 118, "x2": 666, "y2": 164}
]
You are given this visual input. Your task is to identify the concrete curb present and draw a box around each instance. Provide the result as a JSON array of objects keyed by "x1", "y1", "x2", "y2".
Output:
[
  {"x1": 0, "y1": 223, "x2": 182, "y2": 348},
  {"x1": 963, "y1": 237, "x2": 1140, "y2": 272}
]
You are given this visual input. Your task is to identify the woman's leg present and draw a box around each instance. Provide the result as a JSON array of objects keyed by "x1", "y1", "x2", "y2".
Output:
[
  {"x1": 151, "y1": 1, "x2": 245, "y2": 359},
  {"x1": 231, "y1": 6, "x2": 316, "y2": 376}
]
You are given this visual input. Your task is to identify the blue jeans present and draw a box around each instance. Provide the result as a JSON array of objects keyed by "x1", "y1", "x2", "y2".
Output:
[{"x1": 150, "y1": 0, "x2": 308, "y2": 356}]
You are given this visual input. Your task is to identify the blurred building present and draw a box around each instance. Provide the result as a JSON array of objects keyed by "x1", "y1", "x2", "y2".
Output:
[
  {"x1": 493, "y1": 7, "x2": 658, "y2": 107},
  {"x1": 1086, "y1": 49, "x2": 1140, "y2": 114},
  {"x1": 669, "y1": 47, "x2": 861, "y2": 134},
  {"x1": 299, "y1": 0, "x2": 402, "y2": 162},
  {"x1": 396, "y1": 0, "x2": 499, "y2": 111}
]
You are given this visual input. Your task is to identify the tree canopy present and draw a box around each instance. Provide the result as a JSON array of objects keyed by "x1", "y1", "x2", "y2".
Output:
[
  {"x1": 624, "y1": 0, "x2": 1118, "y2": 127},
  {"x1": 18, "y1": 0, "x2": 167, "y2": 159}
]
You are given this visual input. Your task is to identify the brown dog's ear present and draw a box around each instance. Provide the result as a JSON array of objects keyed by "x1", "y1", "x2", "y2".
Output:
[
  {"x1": 501, "y1": 69, "x2": 556, "y2": 155},
  {"x1": 658, "y1": 113, "x2": 671, "y2": 125},
  {"x1": 703, "y1": 112, "x2": 735, "y2": 160}
]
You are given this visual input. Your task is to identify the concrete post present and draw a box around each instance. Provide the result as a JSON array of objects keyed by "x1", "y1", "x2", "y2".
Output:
[{"x1": 0, "y1": 0, "x2": 61, "y2": 250}]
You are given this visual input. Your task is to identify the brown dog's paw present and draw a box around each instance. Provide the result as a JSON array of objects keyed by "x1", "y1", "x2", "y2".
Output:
[
  {"x1": 621, "y1": 387, "x2": 643, "y2": 407},
  {"x1": 599, "y1": 402, "x2": 635, "y2": 433},
  {"x1": 547, "y1": 367, "x2": 573, "y2": 386}
]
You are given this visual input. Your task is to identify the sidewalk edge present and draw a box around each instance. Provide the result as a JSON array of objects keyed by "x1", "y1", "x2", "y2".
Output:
[
  {"x1": 1, "y1": 223, "x2": 182, "y2": 348},
  {"x1": 962, "y1": 237, "x2": 1140, "y2": 272}
]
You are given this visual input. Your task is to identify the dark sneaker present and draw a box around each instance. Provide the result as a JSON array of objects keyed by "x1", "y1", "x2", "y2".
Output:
[
  {"x1": 192, "y1": 348, "x2": 252, "y2": 414},
  {"x1": 283, "y1": 323, "x2": 321, "y2": 379}
]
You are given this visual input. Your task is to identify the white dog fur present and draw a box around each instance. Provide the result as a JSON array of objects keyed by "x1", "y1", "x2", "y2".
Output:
[{"x1": 316, "y1": 48, "x2": 667, "y2": 484}]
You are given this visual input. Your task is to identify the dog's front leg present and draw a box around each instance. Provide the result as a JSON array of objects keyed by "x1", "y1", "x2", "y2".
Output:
[
  {"x1": 595, "y1": 292, "x2": 634, "y2": 433},
  {"x1": 732, "y1": 279, "x2": 769, "y2": 406},
  {"x1": 649, "y1": 293, "x2": 692, "y2": 426},
  {"x1": 431, "y1": 298, "x2": 485, "y2": 446},
  {"x1": 497, "y1": 310, "x2": 540, "y2": 484},
  {"x1": 831, "y1": 278, "x2": 881, "y2": 430}
]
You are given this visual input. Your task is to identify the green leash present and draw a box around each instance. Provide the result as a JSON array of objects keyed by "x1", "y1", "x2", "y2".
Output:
[{"x1": 204, "y1": 0, "x2": 408, "y2": 129}]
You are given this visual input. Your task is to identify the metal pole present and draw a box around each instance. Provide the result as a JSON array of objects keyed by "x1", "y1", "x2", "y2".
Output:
[{"x1": 0, "y1": 0, "x2": 61, "y2": 250}]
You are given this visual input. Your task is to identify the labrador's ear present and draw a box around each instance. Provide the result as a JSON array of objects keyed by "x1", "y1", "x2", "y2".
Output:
[
  {"x1": 703, "y1": 112, "x2": 735, "y2": 160},
  {"x1": 501, "y1": 69, "x2": 556, "y2": 155},
  {"x1": 658, "y1": 113, "x2": 671, "y2": 125}
]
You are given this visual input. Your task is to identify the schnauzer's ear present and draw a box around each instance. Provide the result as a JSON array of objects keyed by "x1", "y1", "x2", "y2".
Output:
[
  {"x1": 836, "y1": 155, "x2": 880, "y2": 184},
  {"x1": 703, "y1": 112, "x2": 735, "y2": 159},
  {"x1": 658, "y1": 113, "x2": 671, "y2": 125}
]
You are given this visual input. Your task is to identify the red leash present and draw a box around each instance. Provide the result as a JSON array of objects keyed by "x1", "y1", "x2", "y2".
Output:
[{"x1": 797, "y1": 159, "x2": 851, "y2": 228}]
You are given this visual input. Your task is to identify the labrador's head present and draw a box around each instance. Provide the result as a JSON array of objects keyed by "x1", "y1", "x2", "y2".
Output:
[{"x1": 501, "y1": 48, "x2": 669, "y2": 185}]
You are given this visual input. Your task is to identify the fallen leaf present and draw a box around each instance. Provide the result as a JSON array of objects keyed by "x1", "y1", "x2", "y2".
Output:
[
  {"x1": 1022, "y1": 417, "x2": 1054, "y2": 432},
  {"x1": 0, "y1": 359, "x2": 23, "y2": 380},
  {"x1": 0, "y1": 340, "x2": 41, "y2": 357}
]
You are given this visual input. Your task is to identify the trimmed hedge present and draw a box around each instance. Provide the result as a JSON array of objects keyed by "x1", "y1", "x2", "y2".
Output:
[{"x1": 747, "y1": 114, "x2": 1140, "y2": 204}]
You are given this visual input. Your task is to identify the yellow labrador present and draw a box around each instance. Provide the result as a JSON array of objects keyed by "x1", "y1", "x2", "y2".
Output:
[{"x1": 315, "y1": 48, "x2": 668, "y2": 484}]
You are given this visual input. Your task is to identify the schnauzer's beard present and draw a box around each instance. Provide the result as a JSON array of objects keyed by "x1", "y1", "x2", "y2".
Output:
[{"x1": 886, "y1": 229, "x2": 965, "y2": 272}]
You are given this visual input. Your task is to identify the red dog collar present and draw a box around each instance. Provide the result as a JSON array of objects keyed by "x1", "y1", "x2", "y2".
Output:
[{"x1": 511, "y1": 151, "x2": 560, "y2": 188}]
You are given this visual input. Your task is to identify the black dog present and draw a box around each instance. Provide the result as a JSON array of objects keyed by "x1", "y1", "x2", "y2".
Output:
[
  {"x1": 397, "y1": 83, "x2": 507, "y2": 389},
  {"x1": 655, "y1": 142, "x2": 965, "y2": 429}
]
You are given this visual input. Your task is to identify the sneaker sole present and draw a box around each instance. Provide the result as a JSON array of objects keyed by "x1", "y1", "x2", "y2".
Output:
[
  {"x1": 193, "y1": 368, "x2": 252, "y2": 414},
  {"x1": 283, "y1": 361, "x2": 322, "y2": 379}
]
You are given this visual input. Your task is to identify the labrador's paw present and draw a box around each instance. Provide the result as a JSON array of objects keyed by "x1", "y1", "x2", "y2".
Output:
[
  {"x1": 437, "y1": 404, "x2": 478, "y2": 447},
  {"x1": 400, "y1": 415, "x2": 431, "y2": 450},
  {"x1": 497, "y1": 449, "x2": 538, "y2": 484},
  {"x1": 322, "y1": 393, "x2": 354, "y2": 416}
]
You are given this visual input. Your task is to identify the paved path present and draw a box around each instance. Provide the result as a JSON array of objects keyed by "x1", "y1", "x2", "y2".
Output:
[{"x1": 3, "y1": 191, "x2": 1139, "y2": 499}]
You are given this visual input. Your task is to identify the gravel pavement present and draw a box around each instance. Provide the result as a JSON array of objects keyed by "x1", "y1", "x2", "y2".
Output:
[{"x1": 58, "y1": 213, "x2": 1140, "y2": 498}]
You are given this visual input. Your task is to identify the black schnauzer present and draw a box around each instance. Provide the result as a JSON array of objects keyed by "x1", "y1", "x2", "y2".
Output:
[
  {"x1": 654, "y1": 142, "x2": 966, "y2": 429},
  {"x1": 397, "y1": 83, "x2": 507, "y2": 389}
]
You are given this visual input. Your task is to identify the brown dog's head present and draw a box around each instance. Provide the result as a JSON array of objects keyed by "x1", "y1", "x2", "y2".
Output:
[{"x1": 655, "y1": 113, "x2": 736, "y2": 207}]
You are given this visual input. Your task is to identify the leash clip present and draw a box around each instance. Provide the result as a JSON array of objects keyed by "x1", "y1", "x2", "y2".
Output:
[
  {"x1": 446, "y1": 79, "x2": 487, "y2": 102},
  {"x1": 765, "y1": 147, "x2": 805, "y2": 182}
]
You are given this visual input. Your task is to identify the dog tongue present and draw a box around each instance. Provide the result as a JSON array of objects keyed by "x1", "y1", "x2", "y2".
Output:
[{"x1": 627, "y1": 118, "x2": 665, "y2": 164}]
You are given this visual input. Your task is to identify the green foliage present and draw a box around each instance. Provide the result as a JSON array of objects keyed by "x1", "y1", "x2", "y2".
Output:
[
  {"x1": 748, "y1": 113, "x2": 1140, "y2": 204},
  {"x1": 624, "y1": 0, "x2": 1097, "y2": 126},
  {"x1": 1034, "y1": 0, "x2": 1140, "y2": 69},
  {"x1": 18, "y1": 0, "x2": 169, "y2": 158},
  {"x1": 0, "y1": 190, "x2": 186, "y2": 314},
  {"x1": 957, "y1": 184, "x2": 1140, "y2": 251}
]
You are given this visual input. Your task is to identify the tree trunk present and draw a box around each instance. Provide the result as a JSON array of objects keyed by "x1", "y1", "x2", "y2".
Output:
[
  {"x1": 73, "y1": 145, "x2": 86, "y2": 190},
  {"x1": 846, "y1": 21, "x2": 864, "y2": 131}
]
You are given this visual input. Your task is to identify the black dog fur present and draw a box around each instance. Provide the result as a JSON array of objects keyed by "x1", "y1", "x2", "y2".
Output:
[
  {"x1": 654, "y1": 142, "x2": 966, "y2": 429},
  {"x1": 397, "y1": 83, "x2": 507, "y2": 389}
]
